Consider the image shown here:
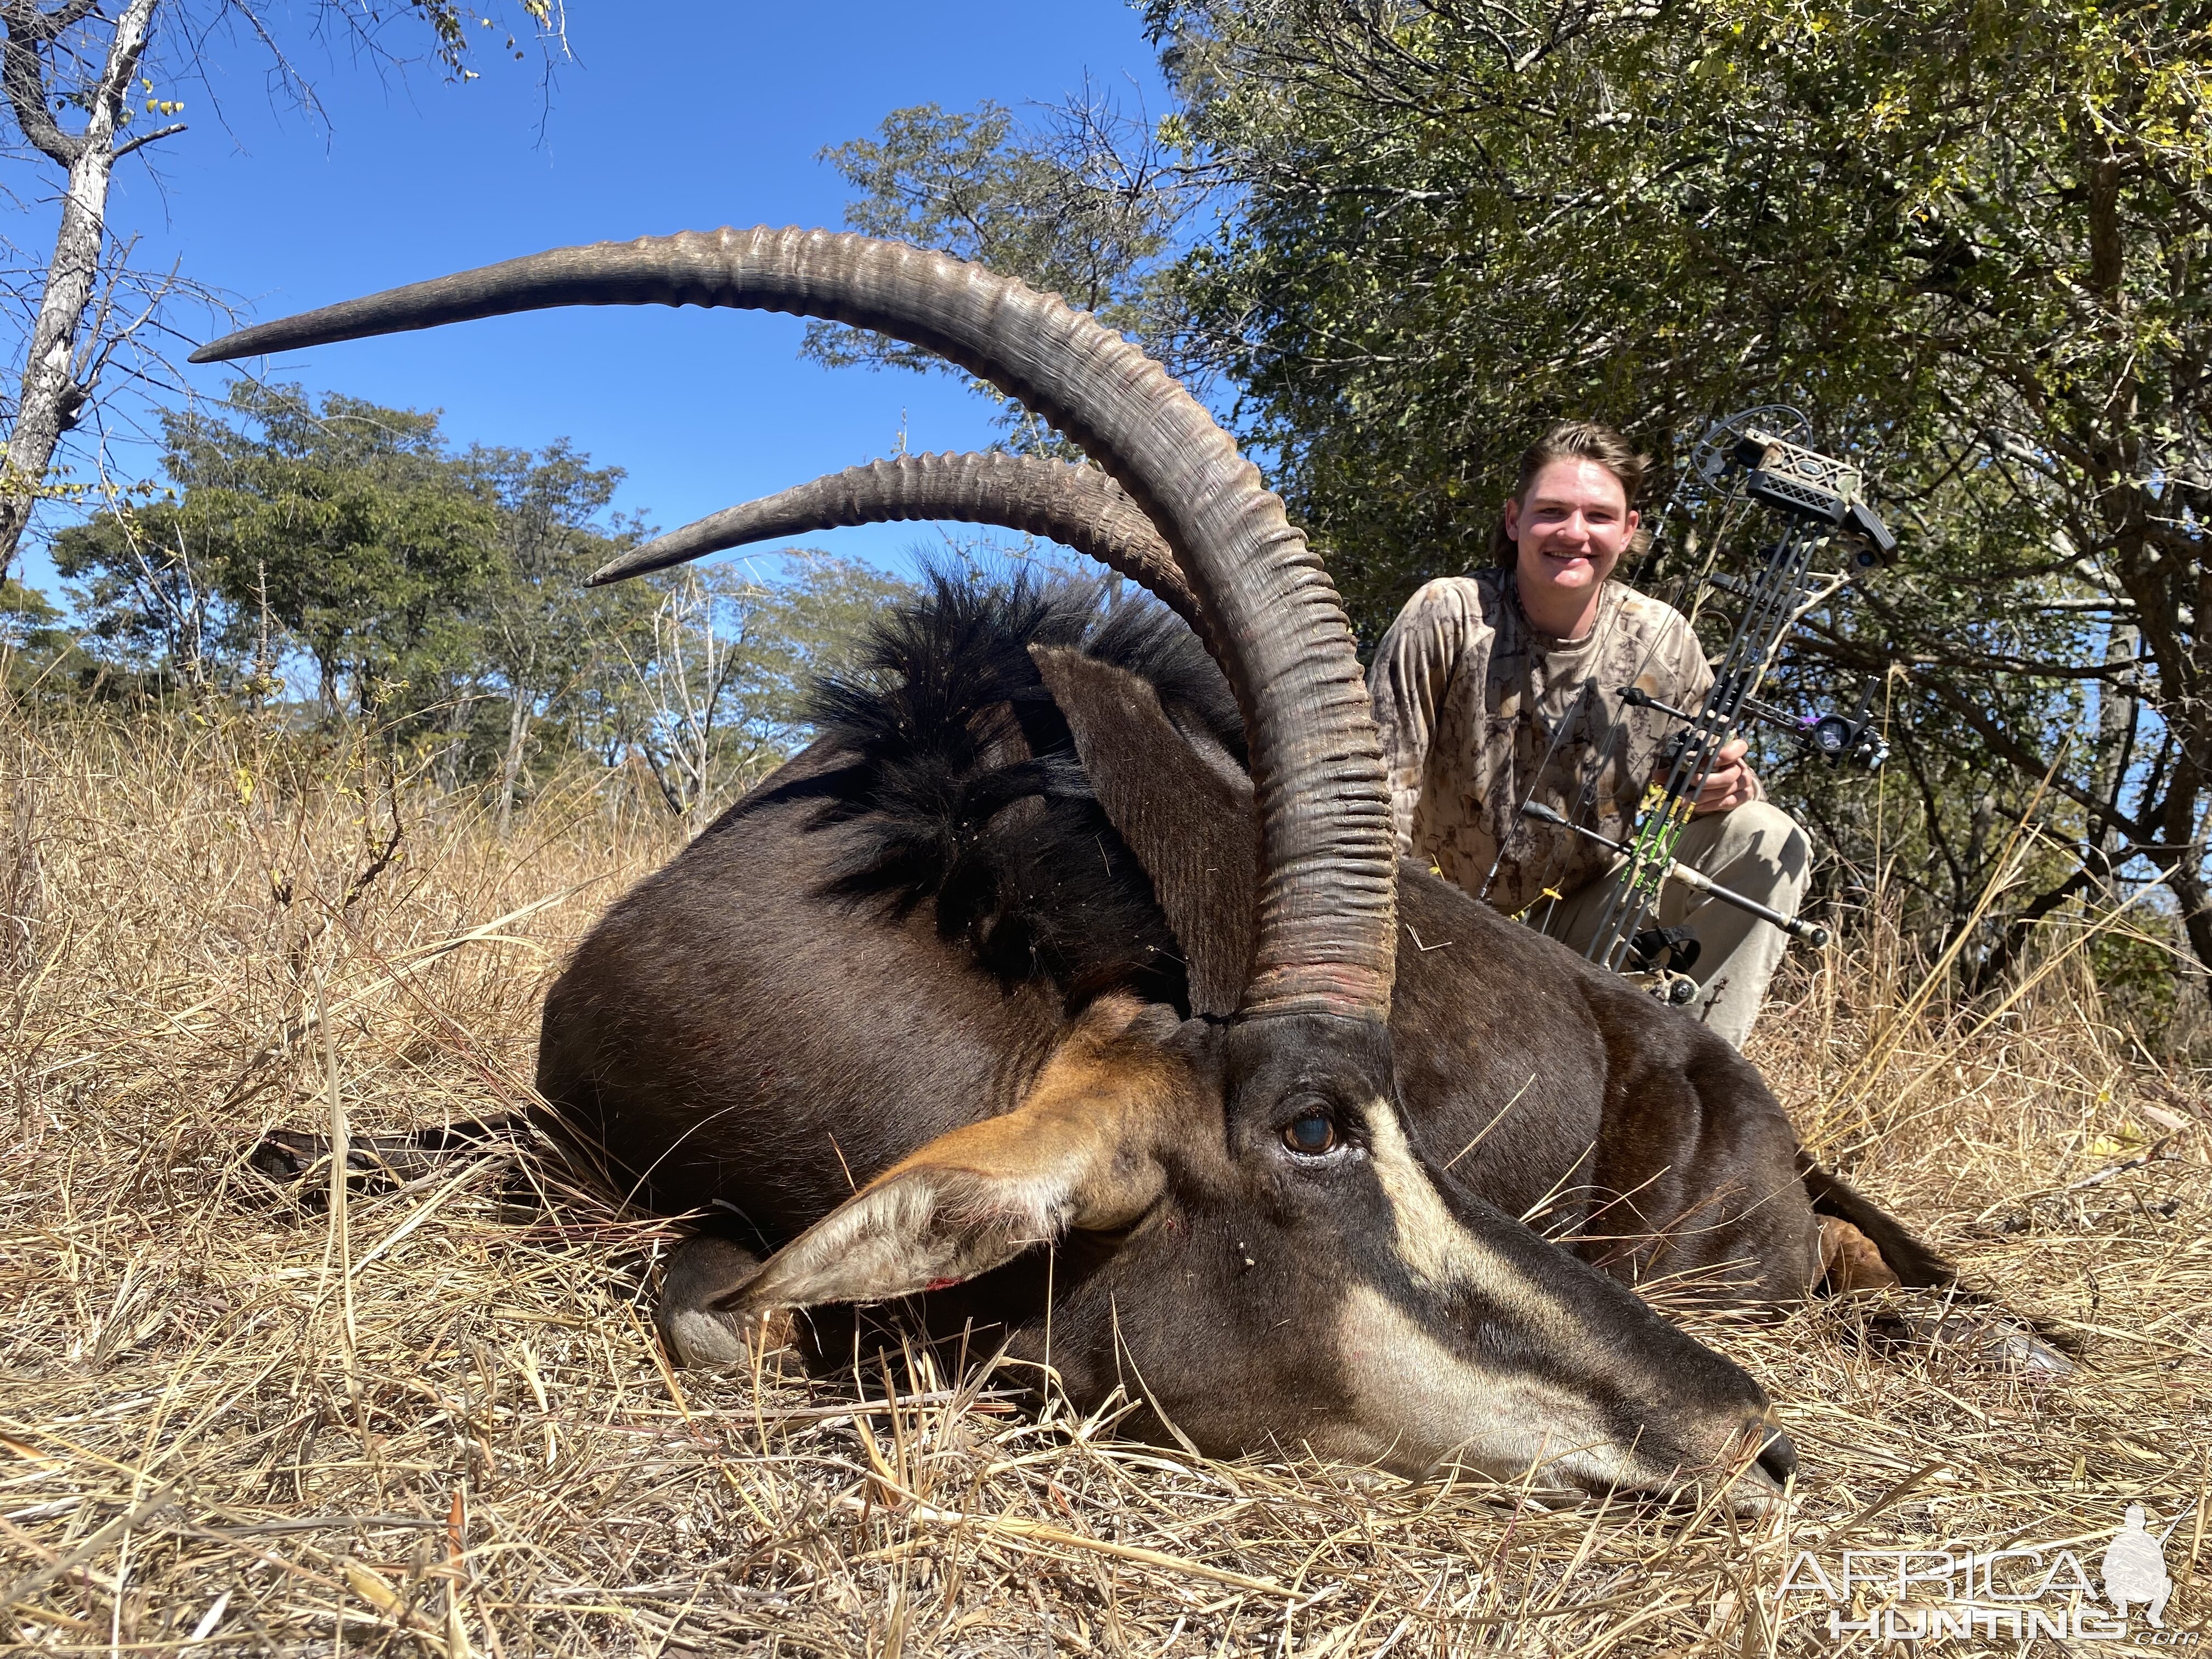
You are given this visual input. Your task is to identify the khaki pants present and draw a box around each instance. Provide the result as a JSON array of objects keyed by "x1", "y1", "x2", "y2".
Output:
[{"x1": 1539, "y1": 801, "x2": 1810, "y2": 1049}]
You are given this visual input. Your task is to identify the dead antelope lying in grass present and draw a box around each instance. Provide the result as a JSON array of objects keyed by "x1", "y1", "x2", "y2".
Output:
[
  {"x1": 201, "y1": 228, "x2": 1985, "y2": 1510},
  {"x1": 589, "y1": 448, "x2": 1954, "y2": 1315}
]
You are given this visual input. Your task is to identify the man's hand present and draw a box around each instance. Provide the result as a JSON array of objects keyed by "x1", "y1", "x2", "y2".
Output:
[{"x1": 1655, "y1": 737, "x2": 1758, "y2": 816}]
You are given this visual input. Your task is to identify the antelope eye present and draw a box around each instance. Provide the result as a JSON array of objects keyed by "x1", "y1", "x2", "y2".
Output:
[{"x1": 1281, "y1": 1110, "x2": 1338, "y2": 1157}]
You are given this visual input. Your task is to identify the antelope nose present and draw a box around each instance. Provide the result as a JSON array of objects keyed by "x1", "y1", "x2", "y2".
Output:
[{"x1": 1754, "y1": 1421, "x2": 1798, "y2": 1489}]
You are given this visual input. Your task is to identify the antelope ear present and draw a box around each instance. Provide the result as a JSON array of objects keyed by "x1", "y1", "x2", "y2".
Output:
[
  {"x1": 720, "y1": 1002, "x2": 1184, "y2": 1314},
  {"x1": 1030, "y1": 645, "x2": 1257, "y2": 1018}
]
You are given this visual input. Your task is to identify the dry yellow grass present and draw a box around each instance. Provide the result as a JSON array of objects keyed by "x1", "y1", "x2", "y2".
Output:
[{"x1": 1, "y1": 700, "x2": 2205, "y2": 1656}]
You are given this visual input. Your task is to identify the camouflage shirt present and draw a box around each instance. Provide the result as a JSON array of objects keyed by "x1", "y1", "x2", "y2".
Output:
[{"x1": 1369, "y1": 571, "x2": 1715, "y2": 917}]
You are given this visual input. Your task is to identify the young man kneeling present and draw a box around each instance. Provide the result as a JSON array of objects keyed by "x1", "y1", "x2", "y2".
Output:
[{"x1": 1369, "y1": 420, "x2": 1809, "y2": 1048}]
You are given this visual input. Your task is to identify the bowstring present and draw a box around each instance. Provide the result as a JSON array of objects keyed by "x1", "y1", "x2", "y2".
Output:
[
  {"x1": 1588, "y1": 495, "x2": 1811, "y2": 970},
  {"x1": 1503, "y1": 448, "x2": 1743, "y2": 940}
]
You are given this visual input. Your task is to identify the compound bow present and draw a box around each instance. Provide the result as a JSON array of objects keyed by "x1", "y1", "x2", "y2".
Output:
[{"x1": 1527, "y1": 409, "x2": 1898, "y2": 1003}]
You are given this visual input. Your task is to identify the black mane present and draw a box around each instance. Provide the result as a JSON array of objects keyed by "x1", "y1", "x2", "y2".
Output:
[{"x1": 789, "y1": 569, "x2": 1241, "y2": 1009}]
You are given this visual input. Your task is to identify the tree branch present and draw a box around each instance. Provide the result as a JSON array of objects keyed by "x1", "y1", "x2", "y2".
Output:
[
  {"x1": 1921, "y1": 678, "x2": 2147, "y2": 843},
  {"x1": 1968, "y1": 862, "x2": 2097, "y2": 995},
  {"x1": 0, "y1": 0, "x2": 98, "y2": 166},
  {"x1": 111, "y1": 119, "x2": 185, "y2": 161}
]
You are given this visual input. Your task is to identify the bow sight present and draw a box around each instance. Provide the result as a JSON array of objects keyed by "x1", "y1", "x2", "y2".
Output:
[{"x1": 1564, "y1": 411, "x2": 1897, "y2": 1001}]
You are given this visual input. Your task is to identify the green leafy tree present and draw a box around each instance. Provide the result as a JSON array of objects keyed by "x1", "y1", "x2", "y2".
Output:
[
  {"x1": 1148, "y1": 0, "x2": 2210, "y2": 984},
  {"x1": 0, "y1": 572, "x2": 86, "y2": 702},
  {"x1": 458, "y1": 440, "x2": 647, "y2": 833},
  {"x1": 39, "y1": 484, "x2": 222, "y2": 691},
  {"x1": 140, "y1": 383, "x2": 499, "y2": 720},
  {"x1": 820, "y1": 0, "x2": 2212, "y2": 999},
  {"x1": 0, "y1": 0, "x2": 566, "y2": 585},
  {"x1": 52, "y1": 380, "x2": 919, "y2": 829},
  {"x1": 807, "y1": 91, "x2": 1205, "y2": 452}
]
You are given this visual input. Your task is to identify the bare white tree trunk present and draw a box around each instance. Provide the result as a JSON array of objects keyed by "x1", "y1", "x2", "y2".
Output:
[
  {"x1": 655, "y1": 573, "x2": 721, "y2": 836},
  {"x1": 623, "y1": 569, "x2": 763, "y2": 834},
  {"x1": 495, "y1": 685, "x2": 531, "y2": 838},
  {"x1": 0, "y1": 0, "x2": 172, "y2": 582}
]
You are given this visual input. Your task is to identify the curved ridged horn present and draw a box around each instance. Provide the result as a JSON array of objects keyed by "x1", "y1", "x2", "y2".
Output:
[
  {"x1": 190, "y1": 228, "x2": 1393, "y2": 1023},
  {"x1": 590, "y1": 452, "x2": 1210, "y2": 650}
]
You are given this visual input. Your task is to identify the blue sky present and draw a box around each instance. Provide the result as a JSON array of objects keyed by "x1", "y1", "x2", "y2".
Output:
[{"x1": 21, "y1": 0, "x2": 1170, "y2": 596}]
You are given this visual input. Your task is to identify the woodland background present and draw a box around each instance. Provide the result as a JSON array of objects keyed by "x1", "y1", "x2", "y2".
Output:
[
  {"x1": 0, "y1": 7, "x2": 2205, "y2": 1652},
  {"x1": 2, "y1": 0, "x2": 2208, "y2": 1049}
]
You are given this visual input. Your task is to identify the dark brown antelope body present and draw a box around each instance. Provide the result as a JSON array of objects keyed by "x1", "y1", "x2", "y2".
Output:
[
  {"x1": 195, "y1": 228, "x2": 1802, "y2": 1506},
  {"x1": 532, "y1": 581, "x2": 1795, "y2": 1486},
  {"x1": 599, "y1": 450, "x2": 1949, "y2": 1307},
  {"x1": 543, "y1": 575, "x2": 1845, "y2": 1298}
]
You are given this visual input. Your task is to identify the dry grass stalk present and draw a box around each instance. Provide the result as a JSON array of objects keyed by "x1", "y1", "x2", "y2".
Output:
[{"x1": 1, "y1": 701, "x2": 2205, "y2": 1655}]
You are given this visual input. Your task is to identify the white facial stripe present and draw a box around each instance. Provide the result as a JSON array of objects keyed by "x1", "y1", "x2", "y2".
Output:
[
  {"x1": 1328, "y1": 1284, "x2": 1653, "y2": 1489},
  {"x1": 1339, "y1": 1133, "x2": 1782, "y2": 1511},
  {"x1": 1362, "y1": 1101, "x2": 1589, "y2": 1340}
]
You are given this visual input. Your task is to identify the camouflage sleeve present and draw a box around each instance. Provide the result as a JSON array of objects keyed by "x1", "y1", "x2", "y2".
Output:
[
  {"x1": 1369, "y1": 582, "x2": 1469, "y2": 859},
  {"x1": 1667, "y1": 609, "x2": 1714, "y2": 708}
]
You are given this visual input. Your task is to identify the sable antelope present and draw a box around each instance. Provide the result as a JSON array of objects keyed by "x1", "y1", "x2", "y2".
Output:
[
  {"x1": 199, "y1": 228, "x2": 1834, "y2": 1507},
  {"x1": 597, "y1": 447, "x2": 1951, "y2": 1286}
]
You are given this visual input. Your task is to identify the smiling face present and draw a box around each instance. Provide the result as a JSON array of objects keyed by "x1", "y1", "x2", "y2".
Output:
[{"x1": 1504, "y1": 457, "x2": 1641, "y2": 637}]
